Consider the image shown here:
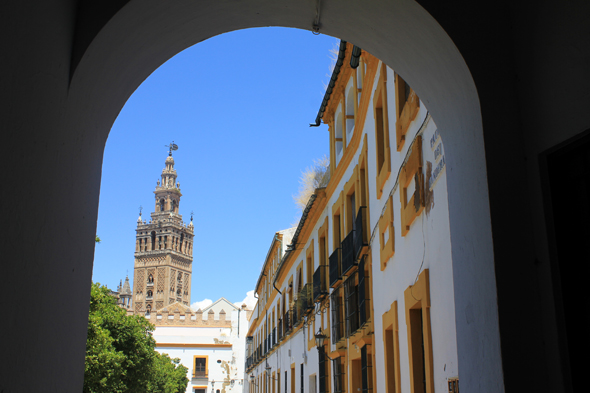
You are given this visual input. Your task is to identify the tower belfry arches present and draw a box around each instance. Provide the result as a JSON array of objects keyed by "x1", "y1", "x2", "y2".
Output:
[{"x1": 134, "y1": 149, "x2": 194, "y2": 313}]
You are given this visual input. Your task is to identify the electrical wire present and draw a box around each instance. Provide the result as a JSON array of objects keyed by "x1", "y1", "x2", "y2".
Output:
[{"x1": 367, "y1": 112, "x2": 432, "y2": 250}]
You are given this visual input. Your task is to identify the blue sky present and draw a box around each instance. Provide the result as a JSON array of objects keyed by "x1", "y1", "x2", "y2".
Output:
[{"x1": 93, "y1": 27, "x2": 339, "y2": 309}]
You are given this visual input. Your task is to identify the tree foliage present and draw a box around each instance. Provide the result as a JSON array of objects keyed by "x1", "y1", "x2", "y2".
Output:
[{"x1": 84, "y1": 283, "x2": 188, "y2": 393}]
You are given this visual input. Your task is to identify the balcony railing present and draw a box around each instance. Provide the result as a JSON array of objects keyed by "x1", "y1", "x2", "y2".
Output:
[
  {"x1": 331, "y1": 289, "x2": 344, "y2": 344},
  {"x1": 284, "y1": 310, "x2": 293, "y2": 335},
  {"x1": 313, "y1": 265, "x2": 329, "y2": 302},
  {"x1": 344, "y1": 271, "x2": 360, "y2": 337},
  {"x1": 291, "y1": 305, "x2": 300, "y2": 327},
  {"x1": 353, "y1": 207, "x2": 368, "y2": 260},
  {"x1": 329, "y1": 247, "x2": 342, "y2": 288},
  {"x1": 341, "y1": 230, "x2": 357, "y2": 275},
  {"x1": 272, "y1": 327, "x2": 276, "y2": 348},
  {"x1": 278, "y1": 318, "x2": 283, "y2": 341},
  {"x1": 296, "y1": 284, "x2": 313, "y2": 320},
  {"x1": 193, "y1": 369, "x2": 207, "y2": 378},
  {"x1": 358, "y1": 255, "x2": 370, "y2": 328}
]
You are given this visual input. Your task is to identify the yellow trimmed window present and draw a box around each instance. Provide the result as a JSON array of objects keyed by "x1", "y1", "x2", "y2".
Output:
[
  {"x1": 379, "y1": 195, "x2": 395, "y2": 270},
  {"x1": 404, "y1": 269, "x2": 433, "y2": 393},
  {"x1": 193, "y1": 356, "x2": 207, "y2": 378},
  {"x1": 373, "y1": 64, "x2": 391, "y2": 199},
  {"x1": 400, "y1": 136, "x2": 424, "y2": 237},
  {"x1": 382, "y1": 301, "x2": 401, "y2": 393},
  {"x1": 395, "y1": 74, "x2": 420, "y2": 151}
]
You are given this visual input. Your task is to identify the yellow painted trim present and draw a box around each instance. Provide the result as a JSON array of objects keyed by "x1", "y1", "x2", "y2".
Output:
[
  {"x1": 324, "y1": 53, "x2": 379, "y2": 204},
  {"x1": 273, "y1": 190, "x2": 328, "y2": 289},
  {"x1": 373, "y1": 63, "x2": 392, "y2": 199},
  {"x1": 328, "y1": 348, "x2": 347, "y2": 360},
  {"x1": 404, "y1": 269, "x2": 434, "y2": 393},
  {"x1": 382, "y1": 301, "x2": 402, "y2": 393},
  {"x1": 400, "y1": 135, "x2": 425, "y2": 237},
  {"x1": 379, "y1": 195, "x2": 395, "y2": 270},
  {"x1": 306, "y1": 240, "x2": 314, "y2": 285},
  {"x1": 192, "y1": 355, "x2": 209, "y2": 379},
  {"x1": 395, "y1": 73, "x2": 420, "y2": 151}
]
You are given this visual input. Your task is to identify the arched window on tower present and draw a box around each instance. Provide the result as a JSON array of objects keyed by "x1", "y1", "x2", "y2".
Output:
[
  {"x1": 172, "y1": 199, "x2": 177, "y2": 213},
  {"x1": 146, "y1": 304, "x2": 151, "y2": 316},
  {"x1": 180, "y1": 233, "x2": 184, "y2": 253},
  {"x1": 148, "y1": 274, "x2": 154, "y2": 283},
  {"x1": 159, "y1": 199, "x2": 165, "y2": 212},
  {"x1": 151, "y1": 231, "x2": 156, "y2": 250},
  {"x1": 147, "y1": 290, "x2": 153, "y2": 299}
]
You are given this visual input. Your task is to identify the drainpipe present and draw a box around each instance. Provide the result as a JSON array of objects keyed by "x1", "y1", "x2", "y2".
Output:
[{"x1": 273, "y1": 234, "x2": 283, "y2": 295}]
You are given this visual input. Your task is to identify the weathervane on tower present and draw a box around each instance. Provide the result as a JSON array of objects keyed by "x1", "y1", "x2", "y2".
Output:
[{"x1": 165, "y1": 141, "x2": 178, "y2": 156}]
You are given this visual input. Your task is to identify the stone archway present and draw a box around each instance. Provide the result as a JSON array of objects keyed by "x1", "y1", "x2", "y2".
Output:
[{"x1": 64, "y1": 3, "x2": 497, "y2": 385}]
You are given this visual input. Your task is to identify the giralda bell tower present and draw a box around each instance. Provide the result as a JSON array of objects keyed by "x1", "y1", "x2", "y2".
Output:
[{"x1": 132, "y1": 144, "x2": 194, "y2": 314}]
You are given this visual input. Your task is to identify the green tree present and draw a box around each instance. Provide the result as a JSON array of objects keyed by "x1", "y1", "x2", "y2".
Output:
[{"x1": 84, "y1": 283, "x2": 188, "y2": 393}]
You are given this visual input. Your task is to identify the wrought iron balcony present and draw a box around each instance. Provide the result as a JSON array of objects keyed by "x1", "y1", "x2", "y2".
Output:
[
  {"x1": 341, "y1": 230, "x2": 357, "y2": 275},
  {"x1": 353, "y1": 206, "x2": 368, "y2": 260},
  {"x1": 278, "y1": 318, "x2": 283, "y2": 341},
  {"x1": 329, "y1": 247, "x2": 342, "y2": 288},
  {"x1": 313, "y1": 265, "x2": 329, "y2": 302},
  {"x1": 344, "y1": 271, "x2": 360, "y2": 338},
  {"x1": 272, "y1": 327, "x2": 276, "y2": 347},
  {"x1": 290, "y1": 305, "x2": 300, "y2": 327},
  {"x1": 330, "y1": 290, "x2": 344, "y2": 344},
  {"x1": 284, "y1": 310, "x2": 293, "y2": 335},
  {"x1": 297, "y1": 283, "x2": 313, "y2": 319},
  {"x1": 193, "y1": 369, "x2": 207, "y2": 378},
  {"x1": 358, "y1": 255, "x2": 370, "y2": 328}
]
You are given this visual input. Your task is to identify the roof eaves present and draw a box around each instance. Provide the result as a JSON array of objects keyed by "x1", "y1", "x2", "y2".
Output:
[
  {"x1": 310, "y1": 40, "x2": 348, "y2": 127},
  {"x1": 273, "y1": 192, "x2": 318, "y2": 286}
]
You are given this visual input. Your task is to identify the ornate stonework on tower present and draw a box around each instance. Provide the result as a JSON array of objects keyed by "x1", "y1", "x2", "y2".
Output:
[{"x1": 133, "y1": 148, "x2": 194, "y2": 314}]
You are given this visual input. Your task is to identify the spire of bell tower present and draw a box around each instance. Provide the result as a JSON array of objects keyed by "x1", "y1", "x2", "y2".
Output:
[
  {"x1": 132, "y1": 143, "x2": 194, "y2": 316},
  {"x1": 154, "y1": 143, "x2": 182, "y2": 215}
]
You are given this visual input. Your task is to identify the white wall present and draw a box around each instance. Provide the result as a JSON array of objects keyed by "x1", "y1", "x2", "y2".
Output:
[{"x1": 155, "y1": 306, "x2": 250, "y2": 393}]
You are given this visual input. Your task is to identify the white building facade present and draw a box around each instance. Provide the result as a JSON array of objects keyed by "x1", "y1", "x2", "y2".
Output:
[
  {"x1": 245, "y1": 42, "x2": 458, "y2": 393},
  {"x1": 153, "y1": 299, "x2": 251, "y2": 393}
]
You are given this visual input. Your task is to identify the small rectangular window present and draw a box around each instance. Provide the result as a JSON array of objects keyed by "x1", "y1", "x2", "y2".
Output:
[
  {"x1": 400, "y1": 136, "x2": 425, "y2": 236},
  {"x1": 373, "y1": 65, "x2": 391, "y2": 199},
  {"x1": 394, "y1": 73, "x2": 420, "y2": 151}
]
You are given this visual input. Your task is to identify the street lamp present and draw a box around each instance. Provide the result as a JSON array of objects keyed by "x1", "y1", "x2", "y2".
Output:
[{"x1": 314, "y1": 329, "x2": 327, "y2": 348}]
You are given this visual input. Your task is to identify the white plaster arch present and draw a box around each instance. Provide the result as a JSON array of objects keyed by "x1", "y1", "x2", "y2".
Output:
[
  {"x1": 67, "y1": 1, "x2": 496, "y2": 388},
  {"x1": 0, "y1": 1, "x2": 507, "y2": 392}
]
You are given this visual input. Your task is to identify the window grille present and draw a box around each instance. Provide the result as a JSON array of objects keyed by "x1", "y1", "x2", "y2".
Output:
[
  {"x1": 319, "y1": 347, "x2": 327, "y2": 393},
  {"x1": 344, "y1": 272, "x2": 359, "y2": 337},
  {"x1": 300, "y1": 364, "x2": 304, "y2": 393},
  {"x1": 361, "y1": 346, "x2": 373, "y2": 393},
  {"x1": 332, "y1": 358, "x2": 345, "y2": 393},
  {"x1": 358, "y1": 255, "x2": 370, "y2": 327},
  {"x1": 331, "y1": 289, "x2": 344, "y2": 344}
]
